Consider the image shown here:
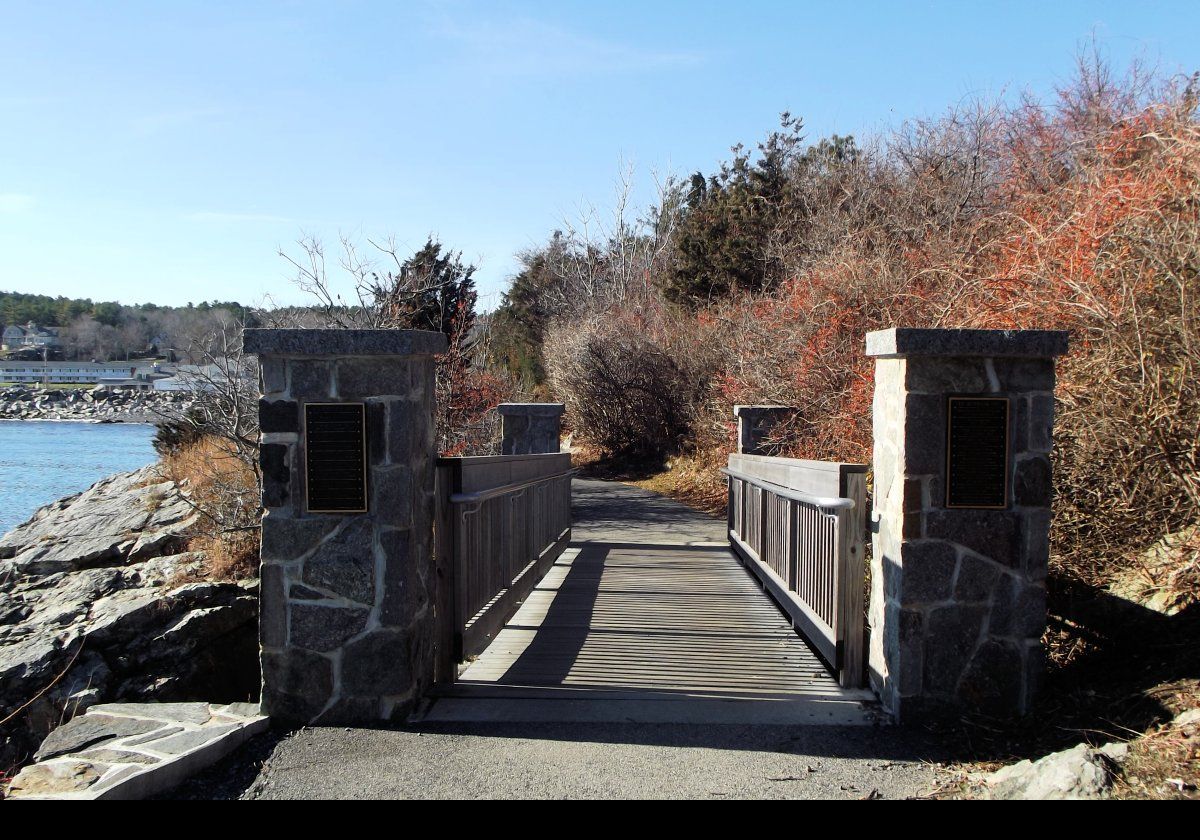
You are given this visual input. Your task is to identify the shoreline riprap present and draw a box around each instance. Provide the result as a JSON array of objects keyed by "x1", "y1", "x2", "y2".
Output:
[{"x1": 0, "y1": 386, "x2": 192, "y2": 424}]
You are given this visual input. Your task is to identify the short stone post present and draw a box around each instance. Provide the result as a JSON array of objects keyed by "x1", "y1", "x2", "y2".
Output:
[
  {"x1": 865, "y1": 328, "x2": 1068, "y2": 720},
  {"x1": 244, "y1": 329, "x2": 447, "y2": 724},
  {"x1": 733, "y1": 405, "x2": 792, "y2": 455},
  {"x1": 497, "y1": 403, "x2": 565, "y2": 455}
]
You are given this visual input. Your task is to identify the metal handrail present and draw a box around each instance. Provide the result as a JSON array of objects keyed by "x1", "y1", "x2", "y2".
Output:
[
  {"x1": 449, "y1": 469, "x2": 576, "y2": 509},
  {"x1": 721, "y1": 467, "x2": 855, "y2": 510}
]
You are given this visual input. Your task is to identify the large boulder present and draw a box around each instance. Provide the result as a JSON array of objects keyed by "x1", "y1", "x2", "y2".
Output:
[{"x1": 0, "y1": 465, "x2": 260, "y2": 771}]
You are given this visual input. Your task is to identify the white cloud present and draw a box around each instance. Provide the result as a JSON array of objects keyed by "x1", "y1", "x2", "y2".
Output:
[{"x1": 0, "y1": 193, "x2": 33, "y2": 213}]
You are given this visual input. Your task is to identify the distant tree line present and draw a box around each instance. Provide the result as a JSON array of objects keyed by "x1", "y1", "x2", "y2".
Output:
[{"x1": 0, "y1": 291, "x2": 259, "y2": 361}]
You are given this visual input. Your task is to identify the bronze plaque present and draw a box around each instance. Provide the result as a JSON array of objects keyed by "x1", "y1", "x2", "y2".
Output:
[
  {"x1": 945, "y1": 397, "x2": 1009, "y2": 509},
  {"x1": 304, "y1": 402, "x2": 368, "y2": 513}
]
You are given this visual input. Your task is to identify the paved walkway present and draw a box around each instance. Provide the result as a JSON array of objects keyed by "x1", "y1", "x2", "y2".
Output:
[
  {"x1": 427, "y1": 479, "x2": 875, "y2": 725},
  {"x1": 180, "y1": 480, "x2": 943, "y2": 800}
]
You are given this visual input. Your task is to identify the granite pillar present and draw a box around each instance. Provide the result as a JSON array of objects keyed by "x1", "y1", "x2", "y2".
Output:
[
  {"x1": 865, "y1": 328, "x2": 1068, "y2": 721},
  {"x1": 244, "y1": 328, "x2": 447, "y2": 724}
]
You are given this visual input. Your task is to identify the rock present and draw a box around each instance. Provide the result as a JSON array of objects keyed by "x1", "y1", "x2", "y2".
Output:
[
  {"x1": 5, "y1": 701, "x2": 269, "y2": 800},
  {"x1": 6, "y1": 760, "x2": 104, "y2": 796},
  {"x1": 0, "y1": 466, "x2": 261, "y2": 772},
  {"x1": 0, "y1": 387, "x2": 190, "y2": 423},
  {"x1": 984, "y1": 742, "x2": 1127, "y2": 800},
  {"x1": 1174, "y1": 708, "x2": 1200, "y2": 730},
  {"x1": 0, "y1": 465, "x2": 198, "y2": 570},
  {"x1": 34, "y1": 713, "x2": 162, "y2": 761},
  {"x1": 1108, "y1": 525, "x2": 1200, "y2": 616}
]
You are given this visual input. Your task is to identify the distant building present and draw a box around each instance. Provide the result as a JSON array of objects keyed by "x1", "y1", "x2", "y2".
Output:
[
  {"x1": 151, "y1": 363, "x2": 229, "y2": 392},
  {"x1": 0, "y1": 361, "x2": 137, "y2": 385},
  {"x1": 1, "y1": 322, "x2": 61, "y2": 352}
]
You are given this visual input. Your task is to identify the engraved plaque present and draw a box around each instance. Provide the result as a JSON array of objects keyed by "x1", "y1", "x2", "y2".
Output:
[
  {"x1": 945, "y1": 397, "x2": 1009, "y2": 509},
  {"x1": 304, "y1": 402, "x2": 368, "y2": 513}
]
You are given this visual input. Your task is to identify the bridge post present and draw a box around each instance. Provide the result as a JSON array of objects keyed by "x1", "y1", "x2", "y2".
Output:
[
  {"x1": 865, "y1": 328, "x2": 1068, "y2": 721},
  {"x1": 244, "y1": 329, "x2": 447, "y2": 724},
  {"x1": 733, "y1": 405, "x2": 792, "y2": 455},
  {"x1": 497, "y1": 402, "x2": 565, "y2": 454}
]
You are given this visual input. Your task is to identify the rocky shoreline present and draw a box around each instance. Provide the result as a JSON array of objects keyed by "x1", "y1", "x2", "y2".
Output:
[
  {"x1": 0, "y1": 465, "x2": 260, "y2": 773},
  {"x1": 0, "y1": 386, "x2": 193, "y2": 423}
]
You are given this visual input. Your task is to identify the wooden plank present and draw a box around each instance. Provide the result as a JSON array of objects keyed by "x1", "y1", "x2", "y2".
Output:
[
  {"x1": 457, "y1": 541, "x2": 854, "y2": 701},
  {"x1": 452, "y1": 452, "x2": 572, "y2": 493},
  {"x1": 432, "y1": 463, "x2": 456, "y2": 686},
  {"x1": 728, "y1": 453, "x2": 866, "y2": 501}
]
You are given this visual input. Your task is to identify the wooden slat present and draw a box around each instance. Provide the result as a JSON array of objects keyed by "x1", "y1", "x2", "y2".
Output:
[
  {"x1": 432, "y1": 463, "x2": 455, "y2": 686},
  {"x1": 447, "y1": 466, "x2": 574, "y2": 665},
  {"x1": 725, "y1": 456, "x2": 868, "y2": 688}
]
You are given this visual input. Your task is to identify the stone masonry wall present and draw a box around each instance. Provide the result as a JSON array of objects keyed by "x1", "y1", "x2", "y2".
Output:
[
  {"x1": 868, "y1": 329, "x2": 1065, "y2": 721},
  {"x1": 247, "y1": 329, "x2": 445, "y2": 724}
]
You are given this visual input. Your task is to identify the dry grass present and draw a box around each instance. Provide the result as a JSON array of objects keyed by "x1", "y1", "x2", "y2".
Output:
[
  {"x1": 1113, "y1": 688, "x2": 1200, "y2": 799},
  {"x1": 161, "y1": 435, "x2": 260, "y2": 583}
]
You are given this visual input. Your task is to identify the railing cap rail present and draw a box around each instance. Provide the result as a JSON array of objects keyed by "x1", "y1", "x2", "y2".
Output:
[
  {"x1": 728, "y1": 452, "x2": 868, "y2": 474},
  {"x1": 449, "y1": 469, "x2": 576, "y2": 506},
  {"x1": 722, "y1": 467, "x2": 855, "y2": 510}
]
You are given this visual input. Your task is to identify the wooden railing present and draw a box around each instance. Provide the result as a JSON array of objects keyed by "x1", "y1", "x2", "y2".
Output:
[
  {"x1": 433, "y1": 453, "x2": 573, "y2": 682},
  {"x1": 723, "y1": 453, "x2": 868, "y2": 688}
]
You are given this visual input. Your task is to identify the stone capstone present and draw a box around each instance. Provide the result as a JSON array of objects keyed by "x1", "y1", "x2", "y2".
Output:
[
  {"x1": 865, "y1": 328, "x2": 1070, "y2": 360},
  {"x1": 243, "y1": 328, "x2": 448, "y2": 358}
]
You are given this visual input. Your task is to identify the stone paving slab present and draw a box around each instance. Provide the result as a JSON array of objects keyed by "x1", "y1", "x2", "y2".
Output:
[{"x1": 5, "y1": 702, "x2": 268, "y2": 800}]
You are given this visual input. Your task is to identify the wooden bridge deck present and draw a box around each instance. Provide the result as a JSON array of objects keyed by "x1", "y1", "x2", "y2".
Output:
[{"x1": 426, "y1": 479, "x2": 876, "y2": 725}]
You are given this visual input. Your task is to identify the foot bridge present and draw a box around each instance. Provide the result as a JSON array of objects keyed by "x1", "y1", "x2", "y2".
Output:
[
  {"x1": 246, "y1": 328, "x2": 1068, "y2": 727},
  {"x1": 428, "y1": 460, "x2": 874, "y2": 725}
]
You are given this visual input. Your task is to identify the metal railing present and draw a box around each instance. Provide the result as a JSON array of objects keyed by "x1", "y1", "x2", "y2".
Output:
[
  {"x1": 433, "y1": 453, "x2": 573, "y2": 680},
  {"x1": 723, "y1": 454, "x2": 867, "y2": 688}
]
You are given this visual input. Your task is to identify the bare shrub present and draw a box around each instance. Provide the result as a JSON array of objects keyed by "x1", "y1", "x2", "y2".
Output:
[
  {"x1": 529, "y1": 56, "x2": 1200, "y2": 610},
  {"x1": 153, "y1": 317, "x2": 262, "y2": 581},
  {"x1": 545, "y1": 308, "x2": 708, "y2": 460},
  {"x1": 279, "y1": 235, "x2": 513, "y2": 455}
]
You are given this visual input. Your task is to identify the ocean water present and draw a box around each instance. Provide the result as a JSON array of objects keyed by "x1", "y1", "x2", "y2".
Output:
[{"x1": 0, "y1": 421, "x2": 158, "y2": 536}]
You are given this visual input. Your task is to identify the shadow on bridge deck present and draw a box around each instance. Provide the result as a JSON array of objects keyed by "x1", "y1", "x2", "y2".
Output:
[{"x1": 426, "y1": 479, "x2": 878, "y2": 726}]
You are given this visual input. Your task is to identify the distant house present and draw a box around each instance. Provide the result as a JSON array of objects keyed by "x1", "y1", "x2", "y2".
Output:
[{"x1": 1, "y1": 322, "x2": 61, "y2": 352}]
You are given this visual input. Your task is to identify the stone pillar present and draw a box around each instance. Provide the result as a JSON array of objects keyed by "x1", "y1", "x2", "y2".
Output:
[
  {"x1": 865, "y1": 328, "x2": 1068, "y2": 721},
  {"x1": 733, "y1": 405, "x2": 792, "y2": 455},
  {"x1": 497, "y1": 403, "x2": 565, "y2": 455},
  {"x1": 243, "y1": 329, "x2": 447, "y2": 724}
]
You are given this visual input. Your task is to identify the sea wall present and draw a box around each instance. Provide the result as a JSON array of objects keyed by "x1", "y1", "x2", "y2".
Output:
[{"x1": 0, "y1": 386, "x2": 191, "y2": 423}]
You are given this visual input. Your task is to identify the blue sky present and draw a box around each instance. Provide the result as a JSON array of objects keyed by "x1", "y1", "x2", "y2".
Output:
[{"x1": 2, "y1": 1, "x2": 1198, "y2": 310}]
